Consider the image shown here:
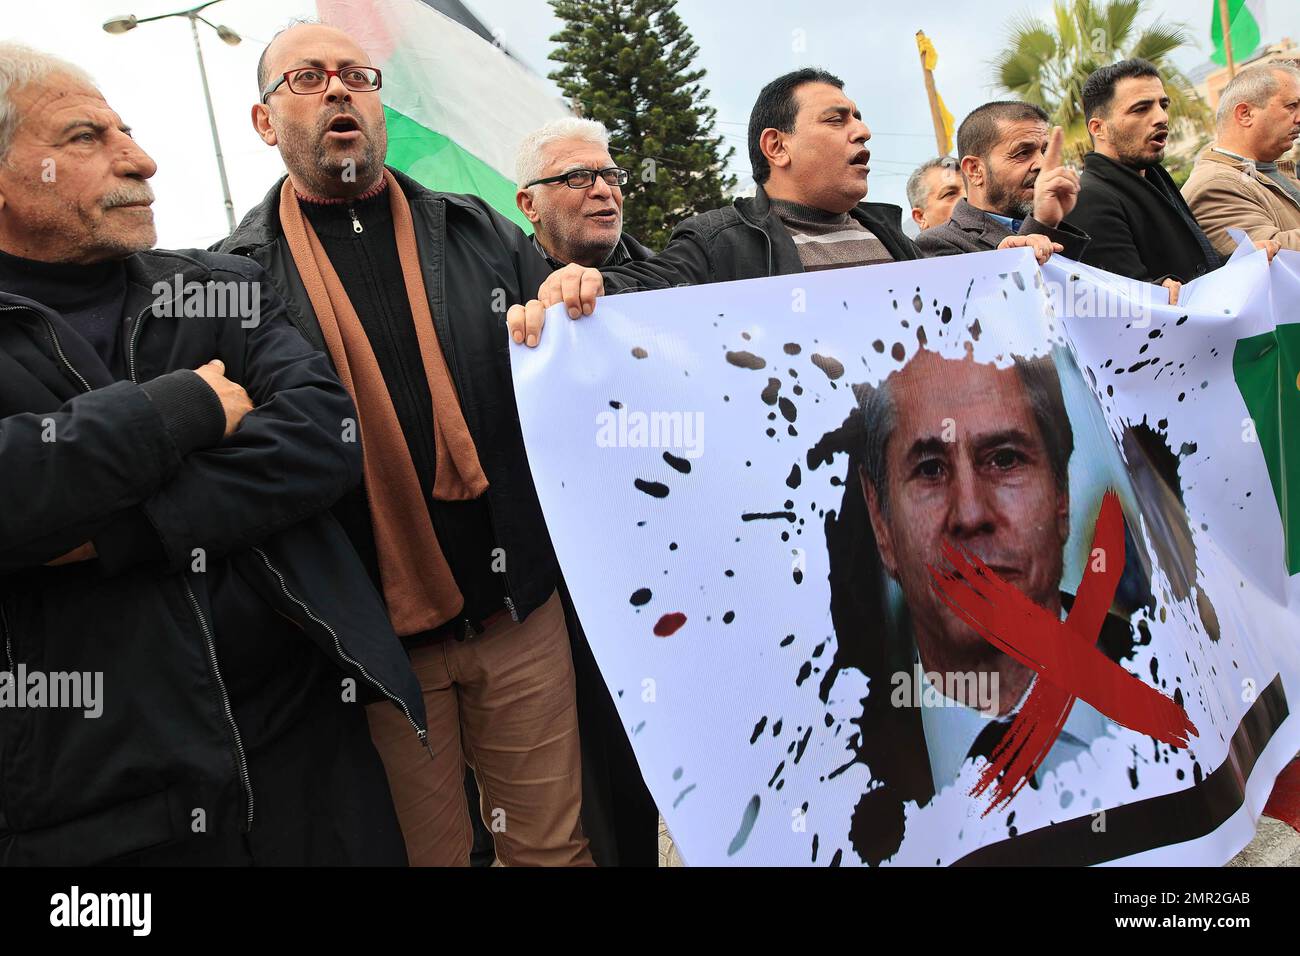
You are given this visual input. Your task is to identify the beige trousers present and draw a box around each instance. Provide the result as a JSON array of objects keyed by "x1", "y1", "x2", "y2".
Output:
[{"x1": 366, "y1": 591, "x2": 593, "y2": 866}]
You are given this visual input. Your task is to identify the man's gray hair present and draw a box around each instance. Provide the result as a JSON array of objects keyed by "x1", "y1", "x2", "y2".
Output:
[
  {"x1": 905, "y1": 156, "x2": 957, "y2": 211},
  {"x1": 859, "y1": 352, "x2": 1074, "y2": 515},
  {"x1": 0, "y1": 43, "x2": 94, "y2": 161},
  {"x1": 1216, "y1": 62, "x2": 1300, "y2": 129},
  {"x1": 515, "y1": 117, "x2": 611, "y2": 189}
]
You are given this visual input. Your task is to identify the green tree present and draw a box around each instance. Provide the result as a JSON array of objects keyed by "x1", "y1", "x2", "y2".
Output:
[
  {"x1": 991, "y1": 0, "x2": 1211, "y2": 163},
  {"x1": 547, "y1": 0, "x2": 736, "y2": 249}
]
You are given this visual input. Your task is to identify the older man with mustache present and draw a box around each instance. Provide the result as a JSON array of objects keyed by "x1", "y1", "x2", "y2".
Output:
[
  {"x1": 0, "y1": 42, "x2": 422, "y2": 865},
  {"x1": 1184, "y1": 63, "x2": 1300, "y2": 257}
]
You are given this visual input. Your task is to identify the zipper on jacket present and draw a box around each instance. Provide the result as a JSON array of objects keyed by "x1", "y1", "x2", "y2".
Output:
[
  {"x1": 182, "y1": 578, "x2": 255, "y2": 831},
  {"x1": 38, "y1": 315, "x2": 92, "y2": 394},
  {"x1": 349, "y1": 207, "x2": 363, "y2": 234},
  {"x1": 480, "y1": 492, "x2": 520, "y2": 623},
  {"x1": 738, "y1": 214, "x2": 774, "y2": 276},
  {"x1": 126, "y1": 299, "x2": 159, "y2": 385},
  {"x1": 0, "y1": 601, "x2": 14, "y2": 675},
  {"x1": 252, "y1": 548, "x2": 433, "y2": 757}
]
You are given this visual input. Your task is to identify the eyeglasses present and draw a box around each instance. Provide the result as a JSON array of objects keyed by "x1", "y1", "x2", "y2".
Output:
[
  {"x1": 261, "y1": 66, "x2": 383, "y2": 104},
  {"x1": 525, "y1": 167, "x2": 630, "y2": 190}
]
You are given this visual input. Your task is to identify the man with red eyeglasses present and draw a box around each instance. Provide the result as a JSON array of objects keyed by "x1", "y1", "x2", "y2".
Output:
[{"x1": 218, "y1": 20, "x2": 592, "y2": 867}]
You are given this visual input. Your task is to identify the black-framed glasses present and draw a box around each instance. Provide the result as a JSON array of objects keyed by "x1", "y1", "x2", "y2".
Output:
[
  {"x1": 525, "y1": 167, "x2": 630, "y2": 190},
  {"x1": 261, "y1": 66, "x2": 383, "y2": 104}
]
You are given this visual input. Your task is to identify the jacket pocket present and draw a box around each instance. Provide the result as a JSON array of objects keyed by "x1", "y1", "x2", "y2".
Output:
[{"x1": 0, "y1": 786, "x2": 178, "y2": 866}]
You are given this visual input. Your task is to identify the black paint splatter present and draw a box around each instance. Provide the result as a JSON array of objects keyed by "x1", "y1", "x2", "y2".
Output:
[
  {"x1": 635, "y1": 478, "x2": 669, "y2": 498},
  {"x1": 663, "y1": 451, "x2": 692, "y2": 474}
]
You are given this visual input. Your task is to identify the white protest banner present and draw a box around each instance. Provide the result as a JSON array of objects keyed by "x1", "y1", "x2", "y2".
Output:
[{"x1": 511, "y1": 246, "x2": 1300, "y2": 866}]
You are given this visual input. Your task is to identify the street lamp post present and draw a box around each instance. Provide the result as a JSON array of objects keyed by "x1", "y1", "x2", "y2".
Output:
[{"x1": 104, "y1": 1, "x2": 241, "y2": 233}]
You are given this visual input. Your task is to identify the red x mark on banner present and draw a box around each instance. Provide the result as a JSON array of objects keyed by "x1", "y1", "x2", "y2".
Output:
[{"x1": 928, "y1": 490, "x2": 1199, "y2": 812}]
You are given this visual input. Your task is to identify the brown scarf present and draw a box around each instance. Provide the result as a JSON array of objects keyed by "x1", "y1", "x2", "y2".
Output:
[{"x1": 278, "y1": 169, "x2": 488, "y2": 635}]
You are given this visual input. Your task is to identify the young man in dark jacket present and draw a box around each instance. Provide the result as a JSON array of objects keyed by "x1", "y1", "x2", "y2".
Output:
[
  {"x1": 1065, "y1": 59, "x2": 1233, "y2": 303},
  {"x1": 507, "y1": 68, "x2": 1061, "y2": 342},
  {"x1": 0, "y1": 43, "x2": 422, "y2": 866},
  {"x1": 218, "y1": 22, "x2": 591, "y2": 866},
  {"x1": 916, "y1": 101, "x2": 1090, "y2": 259}
]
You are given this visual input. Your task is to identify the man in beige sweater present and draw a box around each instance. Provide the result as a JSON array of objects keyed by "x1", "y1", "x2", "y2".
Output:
[{"x1": 1184, "y1": 63, "x2": 1300, "y2": 256}]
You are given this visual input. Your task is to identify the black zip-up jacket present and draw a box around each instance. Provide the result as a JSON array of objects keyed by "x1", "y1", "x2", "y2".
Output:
[
  {"x1": 1065, "y1": 151, "x2": 1223, "y2": 284},
  {"x1": 597, "y1": 184, "x2": 921, "y2": 292},
  {"x1": 0, "y1": 248, "x2": 425, "y2": 864},
  {"x1": 217, "y1": 168, "x2": 561, "y2": 627}
]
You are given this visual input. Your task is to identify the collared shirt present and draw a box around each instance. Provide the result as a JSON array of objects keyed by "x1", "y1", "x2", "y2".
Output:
[
  {"x1": 1213, "y1": 146, "x2": 1300, "y2": 209},
  {"x1": 918, "y1": 670, "x2": 1111, "y2": 792},
  {"x1": 532, "y1": 233, "x2": 636, "y2": 270},
  {"x1": 986, "y1": 212, "x2": 1024, "y2": 234},
  {"x1": 913, "y1": 605, "x2": 1113, "y2": 792}
]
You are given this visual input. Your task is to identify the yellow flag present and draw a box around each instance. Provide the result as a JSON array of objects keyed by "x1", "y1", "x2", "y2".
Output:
[
  {"x1": 936, "y1": 92, "x2": 955, "y2": 156},
  {"x1": 916, "y1": 31, "x2": 939, "y2": 71},
  {"x1": 916, "y1": 31, "x2": 955, "y2": 155}
]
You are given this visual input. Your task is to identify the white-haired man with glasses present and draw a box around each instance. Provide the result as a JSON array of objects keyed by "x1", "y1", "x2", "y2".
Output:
[
  {"x1": 515, "y1": 118, "x2": 654, "y2": 269},
  {"x1": 511, "y1": 121, "x2": 661, "y2": 867},
  {"x1": 218, "y1": 20, "x2": 592, "y2": 867}
]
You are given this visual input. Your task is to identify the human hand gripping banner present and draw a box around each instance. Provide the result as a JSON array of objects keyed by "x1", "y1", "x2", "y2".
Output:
[{"x1": 510, "y1": 245, "x2": 1300, "y2": 866}]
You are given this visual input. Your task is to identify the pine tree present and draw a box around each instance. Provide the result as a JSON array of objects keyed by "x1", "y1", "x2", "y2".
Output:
[{"x1": 547, "y1": 0, "x2": 736, "y2": 249}]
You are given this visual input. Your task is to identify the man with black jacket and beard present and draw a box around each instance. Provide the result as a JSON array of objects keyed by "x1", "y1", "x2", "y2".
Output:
[
  {"x1": 218, "y1": 21, "x2": 592, "y2": 866},
  {"x1": 0, "y1": 43, "x2": 421, "y2": 865},
  {"x1": 1064, "y1": 59, "x2": 1276, "y2": 302}
]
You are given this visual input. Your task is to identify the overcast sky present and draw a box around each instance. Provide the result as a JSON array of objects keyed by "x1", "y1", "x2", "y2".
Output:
[{"x1": 11, "y1": 0, "x2": 1300, "y2": 248}]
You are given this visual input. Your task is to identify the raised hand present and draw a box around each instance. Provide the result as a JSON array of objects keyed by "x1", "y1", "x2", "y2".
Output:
[{"x1": 1032, "y1": 126, "x2": 1081, "y2": 228}]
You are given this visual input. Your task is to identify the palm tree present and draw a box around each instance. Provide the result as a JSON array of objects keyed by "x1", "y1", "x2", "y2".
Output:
[{"x1": 992, "y1": 0, "x2": 1211, "y2": 163}]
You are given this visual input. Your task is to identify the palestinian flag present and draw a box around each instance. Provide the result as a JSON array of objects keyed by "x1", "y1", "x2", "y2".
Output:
[
  {"x1": 317, "y1": 0, "x2": 571, "y2": 231},
  {"x1": 1211, "y1": 0, "x2": 1266, "y2": 68}
]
